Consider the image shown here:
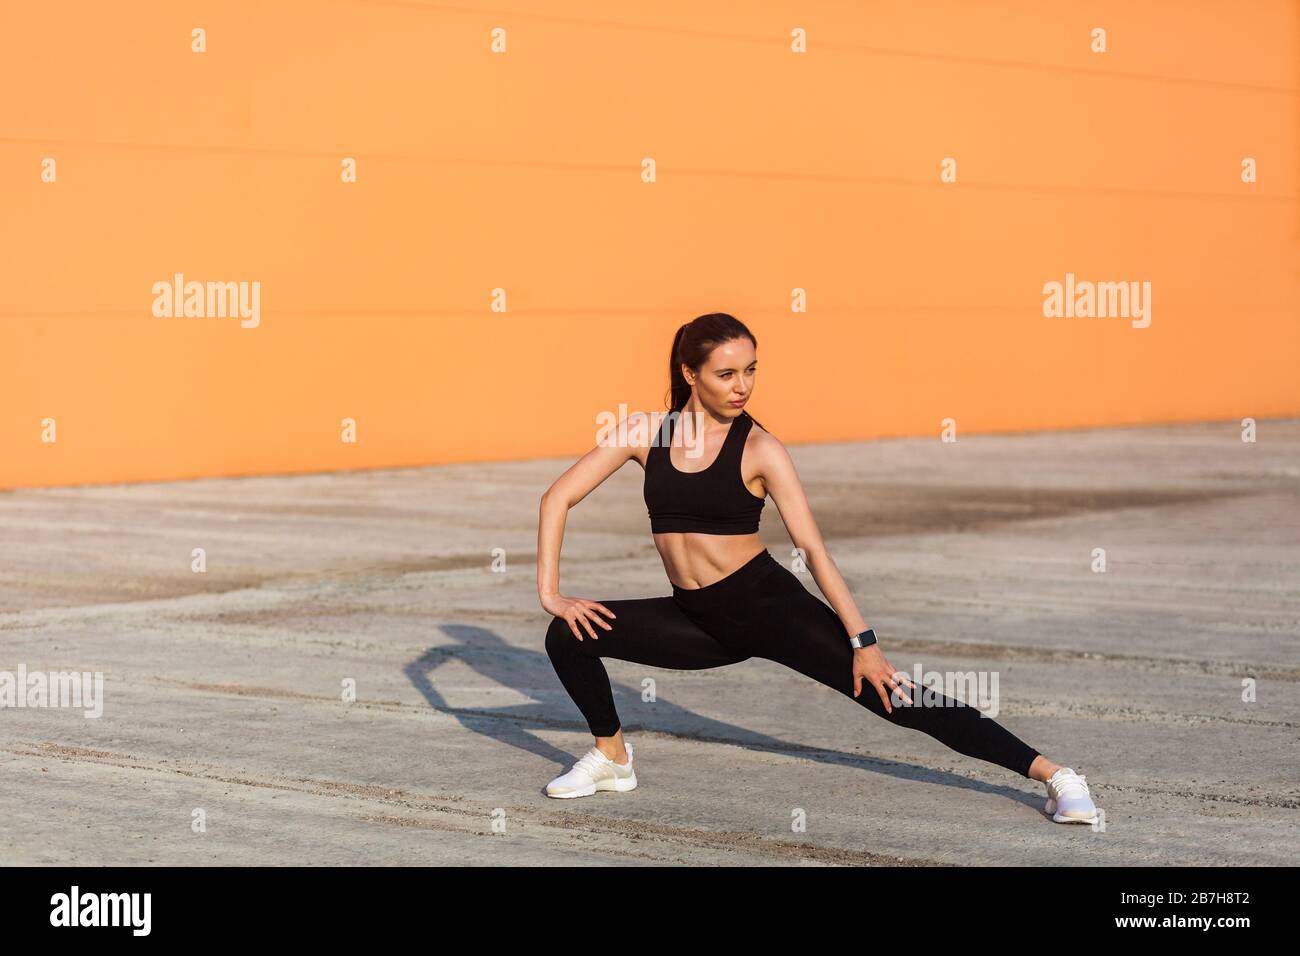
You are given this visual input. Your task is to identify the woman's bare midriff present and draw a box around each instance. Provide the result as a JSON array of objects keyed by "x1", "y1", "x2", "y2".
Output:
[{"x1": 652, "y1": 531, "x2": 766, "y2": 590}]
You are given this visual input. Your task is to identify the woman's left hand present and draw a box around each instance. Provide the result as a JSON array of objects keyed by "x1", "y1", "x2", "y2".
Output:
[{"x1": 852, "y1": 644, "x2": 915, "y2": 714}]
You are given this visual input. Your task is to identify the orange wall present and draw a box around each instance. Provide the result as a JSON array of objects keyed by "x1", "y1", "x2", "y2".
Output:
[{"x1": 2, "y1": 1, "x2": 1297, "y2": 490}]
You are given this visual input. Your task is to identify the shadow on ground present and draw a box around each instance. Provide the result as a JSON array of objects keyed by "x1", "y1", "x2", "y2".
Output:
[{"x1": 405, "y1": 623, "x2": 1046, "y2": 813}]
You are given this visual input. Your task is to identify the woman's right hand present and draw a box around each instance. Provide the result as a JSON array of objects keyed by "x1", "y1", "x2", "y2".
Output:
[{"x1": 541, "y1": 594, "x2": 617, "y2": 641}]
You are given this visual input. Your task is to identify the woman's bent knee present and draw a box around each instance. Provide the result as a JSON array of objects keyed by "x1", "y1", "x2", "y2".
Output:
[{"x1": 545, "y1": 615, "x2": 583, "y2": 659}]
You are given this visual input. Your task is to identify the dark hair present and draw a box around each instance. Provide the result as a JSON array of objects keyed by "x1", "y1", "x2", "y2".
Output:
[{"x1": 665, "y1": 312, "x2": 767, "y2": 433}]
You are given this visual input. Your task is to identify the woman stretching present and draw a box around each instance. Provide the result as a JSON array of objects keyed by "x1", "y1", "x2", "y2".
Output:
[{"x1": 536, "y1": 312, "x2": 1098, "y2": 824}]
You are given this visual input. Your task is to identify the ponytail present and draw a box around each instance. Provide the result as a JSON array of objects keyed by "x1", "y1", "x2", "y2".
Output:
[{"x1": 667, "y1": 323, "x2": 693, "y2": 413}]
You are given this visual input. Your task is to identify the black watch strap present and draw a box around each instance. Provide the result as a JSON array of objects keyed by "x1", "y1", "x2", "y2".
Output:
[{"x1": 850, "y1": 627, "x2": 877, "y2": 649}]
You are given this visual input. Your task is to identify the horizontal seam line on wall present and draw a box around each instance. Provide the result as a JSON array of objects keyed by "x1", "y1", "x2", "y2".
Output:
[
  {"x1": 331, "y1": 0, "x2": 1300, "y2": 96},
  {"x1": 2, "y1": 305, "x2": 1296, "y2": 320},
  {"x1": 1, "y1": 138, "x2": 1295, "y2": 203}
]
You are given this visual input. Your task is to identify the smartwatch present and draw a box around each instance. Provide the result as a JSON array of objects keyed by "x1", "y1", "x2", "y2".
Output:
[{"x1": 849, "y1": 627, "x2": 877, "y2": 649}]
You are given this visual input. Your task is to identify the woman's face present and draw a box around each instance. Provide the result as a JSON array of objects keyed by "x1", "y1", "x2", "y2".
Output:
[{"x1": 684, "y1": 337, "x2": 756, "y2": 416}]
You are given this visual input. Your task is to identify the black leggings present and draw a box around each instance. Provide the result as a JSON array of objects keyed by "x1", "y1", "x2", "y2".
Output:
[{"x1": 545, "y1": 549, "x2": 1041, "y2": 778}]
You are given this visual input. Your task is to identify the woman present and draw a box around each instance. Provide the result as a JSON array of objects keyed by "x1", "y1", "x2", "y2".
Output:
[{"x1": 536, "y1": 312, "x2": 1098, "y2": 824}]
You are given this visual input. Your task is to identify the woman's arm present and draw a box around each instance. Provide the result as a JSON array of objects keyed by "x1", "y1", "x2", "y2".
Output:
[
  {"x1": 537, "y1": 411, "x2": 652, "y2": 637},
  {"x1": 757, "y1": 432, "x2": 915, "y2": 711},
  {"x1": 756, "y1": 436, "x2": 867, "y2": 637}
]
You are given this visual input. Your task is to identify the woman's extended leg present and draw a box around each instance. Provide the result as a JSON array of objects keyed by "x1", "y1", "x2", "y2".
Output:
[
  {"x1": 544, "y1": 595, "x2": 750, "y2": 745},
  {"x1": 751, "y1": 576, "x2": 1041, "y2": 778}
]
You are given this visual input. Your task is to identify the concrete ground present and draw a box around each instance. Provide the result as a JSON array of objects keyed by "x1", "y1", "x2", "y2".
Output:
[{"x1": 1, "y1": 419, "x2": 1297, "y2": 865}]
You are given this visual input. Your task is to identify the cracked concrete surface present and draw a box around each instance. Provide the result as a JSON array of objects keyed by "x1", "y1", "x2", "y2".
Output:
[{"x1": 1, "y1": 418, "x2": 1297, "y2": 865}]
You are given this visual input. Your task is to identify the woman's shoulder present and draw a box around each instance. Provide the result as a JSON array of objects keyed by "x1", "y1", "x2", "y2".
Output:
[
  {"x1": 628, "y1": 410, "x2": 671, "y2": 444},
  {"x1": 740, "y1": 415, "x2": 790, "y2": 470},
  {"x1": 595, "y1": 410, "x2": 670, "y2": 455},
  {"x1": 741, "y1": 412, "x2": 778, "y2": 448}
]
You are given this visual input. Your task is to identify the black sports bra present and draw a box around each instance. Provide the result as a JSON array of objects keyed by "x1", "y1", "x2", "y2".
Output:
[{"x1": 643, "y1": 409, "x2": 766, "y2": 535}]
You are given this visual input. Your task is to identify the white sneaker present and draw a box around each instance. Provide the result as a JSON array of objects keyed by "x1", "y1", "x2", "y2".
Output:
[
  {"x1": 545, "y1": 742, "x2": 637, "y2": 799},
  {"x1": 1044, "y1": 767, "x2": 1098, "y2": 824}
]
